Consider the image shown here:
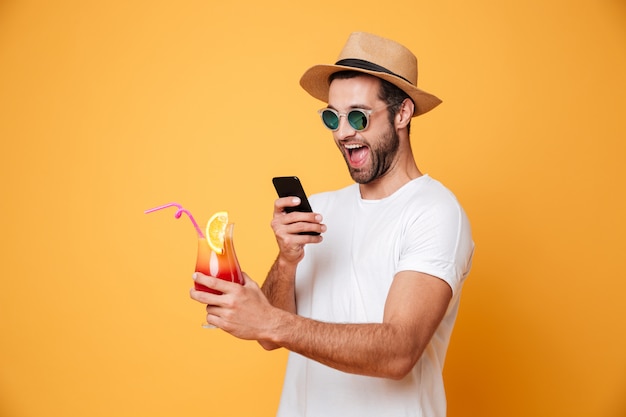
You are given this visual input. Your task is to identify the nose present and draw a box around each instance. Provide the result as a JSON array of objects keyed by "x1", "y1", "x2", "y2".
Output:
[{"x1": 334, "y1": 114, "x2": 357, "y2": 140}]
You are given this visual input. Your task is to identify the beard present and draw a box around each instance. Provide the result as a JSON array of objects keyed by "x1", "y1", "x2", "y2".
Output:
[{"x1": 343, "y1": 127, "x2": 401, "y2": 185}]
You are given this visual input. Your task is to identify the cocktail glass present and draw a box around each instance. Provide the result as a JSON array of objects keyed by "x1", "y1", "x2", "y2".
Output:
[
  {"x1": 194, "y1": 222, "x2": 244, "y2": 294},
  {"x1": 145, "y1": 202, "x2": 244, "y2": 328}
]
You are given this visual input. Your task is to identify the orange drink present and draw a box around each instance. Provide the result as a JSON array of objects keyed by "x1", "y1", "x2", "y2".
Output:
[
  {"x1": 144, "y1": 203, "x2": 244, "y2": 326},
  {"x1": 194, "y1": 223, "x2": 243, "y2": 294}
]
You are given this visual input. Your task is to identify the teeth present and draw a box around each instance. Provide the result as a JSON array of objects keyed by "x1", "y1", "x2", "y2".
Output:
[{"x1": 345, "y1": 144, "x2": 364, "y2": 150}]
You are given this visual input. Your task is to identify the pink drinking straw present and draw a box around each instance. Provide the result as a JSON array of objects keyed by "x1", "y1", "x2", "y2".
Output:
[{"x1": 144, "y1": 202, "x2": 205, "y2": 238}]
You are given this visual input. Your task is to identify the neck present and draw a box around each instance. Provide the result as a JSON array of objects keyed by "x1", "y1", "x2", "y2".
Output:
[{"x1": 359, "y1": 155, "x2": 422, "y2": 200}]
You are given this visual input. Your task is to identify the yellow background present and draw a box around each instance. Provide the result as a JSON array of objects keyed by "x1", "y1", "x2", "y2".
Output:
[{"x1": 1, "y1": 1, "x2": 625, "y2": 416}]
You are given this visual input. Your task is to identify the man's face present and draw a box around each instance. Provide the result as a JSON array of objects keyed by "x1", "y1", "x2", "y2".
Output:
[{"x1": 326, "y1": 75, "x2": 400, "y2": 185}]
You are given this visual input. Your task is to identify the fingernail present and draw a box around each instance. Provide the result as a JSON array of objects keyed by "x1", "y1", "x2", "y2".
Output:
[{"x1": 192, "y1": 273, "x2": 197, "y2": 280}]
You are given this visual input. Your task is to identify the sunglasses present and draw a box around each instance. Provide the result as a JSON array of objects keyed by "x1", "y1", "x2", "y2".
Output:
[{"x1": 317, "y1": 102, "x2": 397, "y2": 132}]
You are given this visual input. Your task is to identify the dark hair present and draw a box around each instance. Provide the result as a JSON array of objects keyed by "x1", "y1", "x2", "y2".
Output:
[{"x1": 328, "y1": 70, "x2": 412, "y2": 134}]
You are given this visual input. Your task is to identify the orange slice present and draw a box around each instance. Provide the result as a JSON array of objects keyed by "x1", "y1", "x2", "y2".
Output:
[{"x1": 205, "y1": 211, "x2": 229, "y2": 254}]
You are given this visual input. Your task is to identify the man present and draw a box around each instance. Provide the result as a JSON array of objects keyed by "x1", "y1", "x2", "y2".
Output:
[{"x1": 191, "y1": 32, "x2": 474, "y2": 417}]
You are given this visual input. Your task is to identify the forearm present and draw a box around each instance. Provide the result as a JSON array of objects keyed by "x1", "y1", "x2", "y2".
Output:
[
  {"x1": 258, "y1": 257, "x2": 298, "y2": 351},
  {"x1": 266, "y1": 313, "x2": 420, "y2": 380},
  {"x1": 260, "y1": 272, "x2": 451, "y2": 379},
  {"x1": 261, "y1": 256, "x2": 298, "y2": 314}
]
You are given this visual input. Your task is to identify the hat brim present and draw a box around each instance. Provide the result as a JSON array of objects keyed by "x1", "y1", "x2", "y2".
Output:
[{"x1": 299, "y1": 64, "x2": 442, "y2": 117}]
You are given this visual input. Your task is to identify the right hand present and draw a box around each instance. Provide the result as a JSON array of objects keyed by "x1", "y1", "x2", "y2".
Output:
[{"x1": 271, "y1": 197, "x2": 325, "y2": 263}]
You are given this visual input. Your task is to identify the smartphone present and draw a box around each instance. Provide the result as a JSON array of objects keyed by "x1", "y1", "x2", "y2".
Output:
[{"x1": 272, "y1": 176, "x2": 319, "y2": 235}]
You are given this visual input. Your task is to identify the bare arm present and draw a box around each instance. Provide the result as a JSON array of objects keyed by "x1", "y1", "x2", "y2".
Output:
[
  {"x1": 255, "y1": 258, "x2": 297, "y2": 350},
  {"x1": 192, "y1": 269, "x2": 451, "y2": 379},
  {"x1": 190, "y1": 197, "x2": 451, "y2": 379},
  {"x1": 258, "y1": 196, "x2": 325, "y2": 348},
  {"x1": 263, "y1": 271, "x2": 452, "y2": 379},
  {"x1": 260, "y1": 196, "x2": 325, "y2": 311},
  {"x1": 261, "y1": 257, "x2": 297, "y2": 314}
]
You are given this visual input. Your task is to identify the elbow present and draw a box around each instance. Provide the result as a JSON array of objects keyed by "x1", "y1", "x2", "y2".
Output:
[
  {"x1": 385, "y1": 360, "x2": 416, "y2": 380},
  {"x1": 384, "y1": 350, "x2": 423, "y2": 380}
]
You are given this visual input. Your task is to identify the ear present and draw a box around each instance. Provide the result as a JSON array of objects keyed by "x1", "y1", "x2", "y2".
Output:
[{"x1": 395, "y1": 98, "x2": 414, "y2": 129}]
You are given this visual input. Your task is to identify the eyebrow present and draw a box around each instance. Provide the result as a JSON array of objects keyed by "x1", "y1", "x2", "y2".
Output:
[{"x1": 326, "y1": 103, "x2": 373, "y2": 111}]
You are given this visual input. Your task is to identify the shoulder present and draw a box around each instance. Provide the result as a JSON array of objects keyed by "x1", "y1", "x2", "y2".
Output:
[
  {"x1": 408, "y1": 175, "x2": 459, "y2": 203},
  {"x1": 399, "y1": 176, "x2": 466, "y2": 219},
  {"x1": 400, "y1": 176, "x2": 473, "y2": 249}
]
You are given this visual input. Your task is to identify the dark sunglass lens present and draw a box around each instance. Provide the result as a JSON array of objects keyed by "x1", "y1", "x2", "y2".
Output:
[
  {"x1": 347, "y1": 110, "x2": 368, "y2": 130},
  {"x1": 322, "y1": 110, "x2": 339, "y2": 130}
]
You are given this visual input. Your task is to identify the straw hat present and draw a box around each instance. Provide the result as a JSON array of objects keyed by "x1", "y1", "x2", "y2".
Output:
[{"x1": 300, "y1": 32, "x2": 441, "y2": 117}]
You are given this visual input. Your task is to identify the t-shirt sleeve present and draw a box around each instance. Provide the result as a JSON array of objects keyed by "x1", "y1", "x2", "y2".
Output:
[{"x1": 396, "y1": 199, "x2": 474, "y2": 294}]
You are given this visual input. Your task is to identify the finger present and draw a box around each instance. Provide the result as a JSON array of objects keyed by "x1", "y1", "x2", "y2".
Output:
[
  {"x1": 192, "y1": 271, "x2": 213, "y2": 291},
  {"x1": 204, "y1": 311, "x2": 222, "y2": 329},
  {"x1": 189, "y1": 287, "x2": 219, "y2": 304},
  {"x1": 191, "y1": 273, "x2": 236, "y2": 297},
  {"x1": 287, "y1": 211, "x2": 323, "y2": 224},
  {"x1": 274, "y1": 197, "x2": 301, "y2": 213},
  {"x1": 287, "y1": 219, "x2": 326, "y2": 236},
  {"x1": 273, "y1": 212, "x2": 324, "y2": 233}
]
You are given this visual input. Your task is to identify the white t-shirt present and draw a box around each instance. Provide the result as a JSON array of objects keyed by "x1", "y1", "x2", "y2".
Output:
[{"x1": 276, "y1": 175, "x2": 474, "y2": 417}]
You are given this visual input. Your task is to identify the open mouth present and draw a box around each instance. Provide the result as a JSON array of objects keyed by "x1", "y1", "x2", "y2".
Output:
[{"x1": 345, "y1": 143, "x2": 369, "y2": 167}]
